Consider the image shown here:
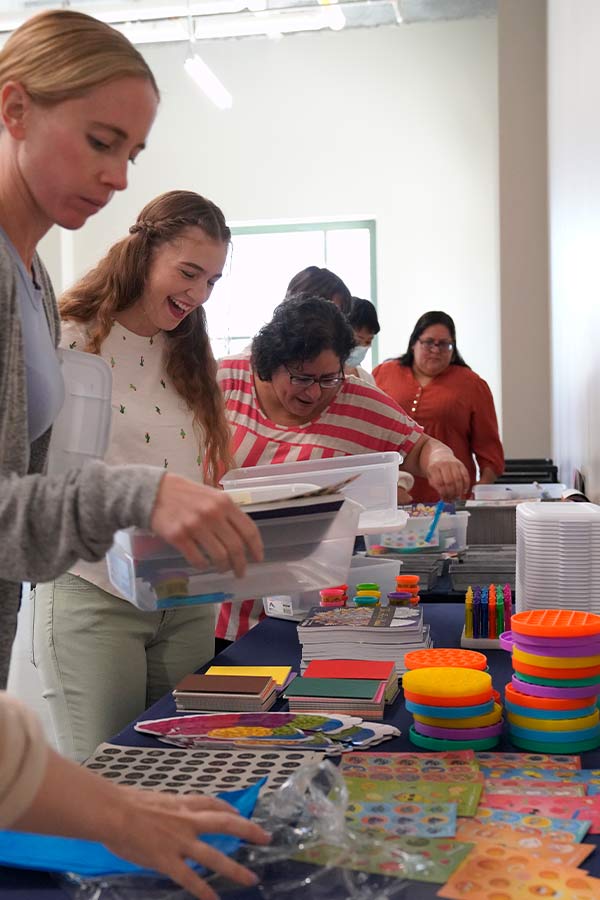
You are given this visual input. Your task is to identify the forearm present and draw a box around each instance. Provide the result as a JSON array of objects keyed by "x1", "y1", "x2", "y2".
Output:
[
  {"x1": 477, "y1": 466, "x2": 498, "y2": 485},
  {"x1": 403, "y1": 435, "x2": 456, "y2": 479},
  {"x1": 0, "y1": 461, "x2": 164, "y2": 583},
  {"x1": 403, "y1": 435, "x2": 470, "y2": 501}
]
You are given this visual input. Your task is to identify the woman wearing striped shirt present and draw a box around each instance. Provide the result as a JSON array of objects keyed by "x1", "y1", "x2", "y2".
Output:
[{"x1": 216, "y1": 295, "x2": 470, "y2": 643}]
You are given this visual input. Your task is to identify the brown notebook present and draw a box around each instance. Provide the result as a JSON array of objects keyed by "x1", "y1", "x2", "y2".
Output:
[{"x1": 174, "y1": 674, "x2": 273, "y2": 696}]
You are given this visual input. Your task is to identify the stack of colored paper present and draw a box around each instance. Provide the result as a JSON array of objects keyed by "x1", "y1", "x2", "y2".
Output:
[
  {"x1": 172, "y1": 674, "x2": 278, "y2": 712},
  {"x1": 283, "y1": 676, "x2": 387, "y2": 719},
  {"x1": 303, "y1": 659, "x2": 399, "y2": 704}
]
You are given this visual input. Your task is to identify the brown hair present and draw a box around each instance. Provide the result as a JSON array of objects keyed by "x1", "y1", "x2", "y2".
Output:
[
  {"x1": 60, "y1": 190, "x2": 233, "y2": 484},
  {"x1": 0, "y1": 10, "x2": 158, "y2": 103}
]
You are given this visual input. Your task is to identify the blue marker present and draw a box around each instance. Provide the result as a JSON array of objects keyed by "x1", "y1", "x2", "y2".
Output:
[{"x1": 473, "y1": 587, "x2": 481, "y2": 639}]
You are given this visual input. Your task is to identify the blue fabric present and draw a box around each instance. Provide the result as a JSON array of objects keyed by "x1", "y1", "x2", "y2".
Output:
[
  {"x1": 0, "y1": 780, "x2": 264, "y2": 877},
  {"x1": 0, "y1": 227, "x2": 64, "y2": 444}
]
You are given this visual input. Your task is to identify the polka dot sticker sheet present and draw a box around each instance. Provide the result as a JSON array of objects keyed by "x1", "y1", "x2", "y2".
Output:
[
  {"x1": 437, "y1": 839, "x2": 600, "y2": 900},
  {"x1": 83, "y1": 742, "x2": 325, "y2": 794},
  {"x1": 346, "y1": 798, "x2": 457, "y2": 838},
  {"x1": 341, "y1": 750, "x2": 482, "y2": 784},
  {"x1": 481, "y1": 779, "x2": 586, "y2": 797},
  {"x1": 343, "y1": 774, "x2": 481, "y2": 817},
  {"x1": 472, "y1": 807, "x2": 590, "y2": 842},
  {"x1": 454, "y1": 820, "x2": 595, "y2": 868},
  {"x1": 482, "y1": 795, "x2": 600, "y2": 834},
  {"x1": 475, "y1": 751, "x2": 581, "y2": 771}
]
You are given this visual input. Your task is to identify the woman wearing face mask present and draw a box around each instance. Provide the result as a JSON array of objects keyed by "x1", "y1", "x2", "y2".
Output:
[
  {"x1": 373, "y1": 311, "x2": 504, "y2": 503},
  {"x1": 344, "y1": 296, "x2": 379, "y2": 385},
  {"x1": 0, "y1": 12, "x2": 267, "y2": 896},
  {"x1": 216, "y1": 296, "x2": 470, "y2": 644},
  {"x1": 22, "y1": 190, "x2": 237, "y2": 764}
]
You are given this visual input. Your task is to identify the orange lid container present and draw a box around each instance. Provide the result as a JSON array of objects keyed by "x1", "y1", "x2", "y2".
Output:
[
  {"x1": 405, "y1": 648, "x2": 488, "y2": 672},
  {"x1": 511, "y1": 609, "x2": 600, "y2": 638}
]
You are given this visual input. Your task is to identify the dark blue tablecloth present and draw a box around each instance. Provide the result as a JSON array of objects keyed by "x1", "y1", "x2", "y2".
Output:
[{"x1": 3, "y1": 604, "x2": 600, "y2": 899}]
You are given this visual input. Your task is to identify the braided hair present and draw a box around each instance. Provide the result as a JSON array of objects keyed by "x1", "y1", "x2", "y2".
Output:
[{"x1": 60, "y1": 190, "x2": 233, "y2": 483}]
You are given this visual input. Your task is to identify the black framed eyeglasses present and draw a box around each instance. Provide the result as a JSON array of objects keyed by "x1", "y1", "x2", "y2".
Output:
[
  {"x1": 284, "y1": 365, "x2": 345, "y2": 390},
  {"x1": 418, "y1": 338, "x2": 454, "y2": 352}
]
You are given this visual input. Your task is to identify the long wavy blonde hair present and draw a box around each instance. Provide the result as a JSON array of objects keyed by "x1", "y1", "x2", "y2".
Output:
[{"x1": 60, "y1": 190, "x2": 233, "y2": 484}]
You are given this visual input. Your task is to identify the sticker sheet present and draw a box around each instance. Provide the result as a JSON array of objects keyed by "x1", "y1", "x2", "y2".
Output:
[
  {"x1": 483, "y1": 794, "x2": 600, "y2": 834},
  {"x1": 437, "y1": 840, "x2": 600, "y2": 900},
  {"x1": 346, "y1": 798, "x2": 457, "y2": 838},
  {"x1": 341, "y1": 750, "x2": 481, "y2": 783},
  {"x1": 343, "y1": 774, "x2": 481, "y2": 817},
  {"x1": 482, "y1": 779, "x2": 586, "y2": 797},
  {"x1": 297, "y1": 835, "x2": 475, "y2": 884},
  {"x1": 471, "y1": 807, "x2": 590, "y2": 841},
  {"x1": 480, "y1": 765, "x2": 600, "y2": 784},
  {"x1": 83, "y1": 742, "x2": 325, "y2": 794},
  {"x1": 475, "y1": 751, "x2": 581, "y2": 771},
  {"x1": 454, "y1": 819, "x2": 595, "y2": 868}
]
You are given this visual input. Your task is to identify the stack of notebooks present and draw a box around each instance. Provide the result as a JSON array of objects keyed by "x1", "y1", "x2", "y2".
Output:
[
  {"x1": 283, "y1": 660, "x2": 399, "y2": 720},
  {"x1": 297, "y1": 605, "x2": 432, "y2": 674},
  {"x1": 173, "y1": 673, "x2": 279, "y2": 713}
]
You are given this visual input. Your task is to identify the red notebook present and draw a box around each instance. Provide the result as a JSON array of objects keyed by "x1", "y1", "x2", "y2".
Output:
[{"x1": 303, "y1": 660, "x2": 396, "y2": 680}]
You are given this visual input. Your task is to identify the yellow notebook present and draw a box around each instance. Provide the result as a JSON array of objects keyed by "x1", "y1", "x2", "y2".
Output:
[{"x1": 205, "y1": 665, "x2": 292, "y2": 687}]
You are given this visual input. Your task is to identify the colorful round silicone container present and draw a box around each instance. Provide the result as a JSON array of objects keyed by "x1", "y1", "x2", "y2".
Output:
[
  {"x1": 511, "y1": 674, "x2": 599, "y2": 699},
  {"x1": 413, "y1": 703, "x2": 502, "y2": 730},
  {"x1": 319, "y1": 596, "x2": 346, "y2": 608},
  {"x1": 510, "y1": 609, "x2": 600, "y2": 638},
  {"x1": 405, "y1": 698, "x2": 495, "y2": 718},
  {"x1": 397, "y1": 575, "x2": 420, "y2": 587},
  {"x1": 508, "y1": 721, "x2": 600, "y2": 743},
  {"x1": 505, "y1": 682, "x2": 598, "y2": 711},
  {"x1": 404, "y1": 648, "x2": 488, "y2": 672},
  {"x1": 509, "y1": 733, "x2": 600, "y2": 753},
  {"x1": 353, "y1": 595, "x2": 379, "y2": 607},
  {"x1": 402, "y1": 667, "x2": 493, "y2": 708},
  {"x1": 414, "y1": 720, "x2": 504, "y2": 741},
  {"x1": 408, "y1": 725, "x2": 500, "y2": 751},
  {"x1": 512, "y1": 669, "x2": 600, "y2": 687},
  {"x1": 507, "y1": 708, "x2": 599, "y2": 732},
  {"x1": 387, "y1": 592, "x2": 414, "y2": 606},
  {"x1": 355, "y1": 583, "x2": 380, "y2": 592},
  {"x1": 513, "y1": 647, "x2": 600, "y2": 669},
  {"x1": 513, "y1": 658, "x2": 600, "y2": 687},
  {"x1": 505, "y1": 700, "x2": 597, "y2": 720},
  {"x1": 500, "y1": 631, "x2": 600, "y2": 656}
]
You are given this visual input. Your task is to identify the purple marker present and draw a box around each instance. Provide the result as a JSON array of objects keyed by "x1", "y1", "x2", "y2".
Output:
[
  {"x1": 473, "y1": 586, "x2": 481, "y2": 639},
  {"x1": 503, "y1": 584, "x2": 512, "y2": 633}
]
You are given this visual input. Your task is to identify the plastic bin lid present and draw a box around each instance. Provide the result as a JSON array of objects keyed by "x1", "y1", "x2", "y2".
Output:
[
  {"x1": 46, "y1": 348, "x2": 112, "y2": 475},
  {"x1": 358, "y1": 508, "x2": 409, "y2": 535},
  {"x1": 516, "y1": 502, "x2": 600, "y2": 522}
]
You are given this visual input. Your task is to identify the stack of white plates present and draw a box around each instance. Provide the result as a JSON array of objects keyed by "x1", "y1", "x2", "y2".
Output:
[{"x1": 516, "y1": 503, "x2": 600, "y2": 613}]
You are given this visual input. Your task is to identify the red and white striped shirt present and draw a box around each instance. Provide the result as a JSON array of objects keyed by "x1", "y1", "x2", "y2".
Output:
[{"x1": 216, "y1": 355, "x2": 423, "y2": 641}]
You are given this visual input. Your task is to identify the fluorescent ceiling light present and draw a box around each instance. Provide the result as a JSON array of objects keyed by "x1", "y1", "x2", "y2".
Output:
[{"x1": 184, "y1": 54, "x2": 233, "y2": 110}]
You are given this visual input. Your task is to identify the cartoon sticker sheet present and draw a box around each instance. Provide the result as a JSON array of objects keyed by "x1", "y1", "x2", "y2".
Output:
[
  {"x1": 296, "y1": 835, "x2": 475, "y2": 884},
  {"x1": 480, "y1": 765, "x2": 600, "y2": 784},
  {"x1": 343, "y1": 775, "x2": 481, "y2": 817},
  {"x1": 437, "y1": 840, "x2": 600, "y2": 900},
  {"x1": 341, "y1": 750, "x2": 482, "y2": 783},
  {"x1": 454, "y1": 819, "x2": 595, "y2": 868},
  {"x1": 482, "y1": 779, "x2": 586, "y2": 797},
  {"x1": 483, "y1": 794, "x2": 600, "y2": 834},
  {"x1": 472, "y1": 807, "x2": 590, "y2": 841},
  {"x1": 475, "y1": 751, "x2": 581, "y2": 771}
]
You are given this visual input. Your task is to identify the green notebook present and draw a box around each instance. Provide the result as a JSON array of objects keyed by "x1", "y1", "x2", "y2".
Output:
[{"x1": 284, "y1": 677, "x2": 381, "y2": 700}]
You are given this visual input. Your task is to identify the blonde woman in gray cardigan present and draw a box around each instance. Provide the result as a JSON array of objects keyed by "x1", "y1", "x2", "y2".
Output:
[{"x1": 0, "y1": 10, "x2": 267, "y2": 897}]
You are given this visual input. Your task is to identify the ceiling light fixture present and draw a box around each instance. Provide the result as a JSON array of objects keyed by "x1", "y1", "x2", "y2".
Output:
[{"x1": 184, "y1": 54, "x2": 233, "y2": 110}]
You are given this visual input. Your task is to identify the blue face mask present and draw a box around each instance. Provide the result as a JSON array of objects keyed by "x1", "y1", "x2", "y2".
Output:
[{"x1": 346, "y1": 345, "x2": 369, "y2": 368}]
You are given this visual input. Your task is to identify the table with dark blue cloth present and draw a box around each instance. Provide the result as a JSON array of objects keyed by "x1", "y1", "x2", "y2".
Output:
[{"x1": 3, "y1": 603, "x2": 600, "y2": 899}]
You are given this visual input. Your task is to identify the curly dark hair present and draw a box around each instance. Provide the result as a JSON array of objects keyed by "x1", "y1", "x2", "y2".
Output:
[
  {"x1": 252, "y1": 295, "x2": 355, "y2": 381},
  {"x1": 285, "y1": 266, "x2": 352, "y2": 315},
  {"x1": 399, "y1": 311, "x2": 469, "y2": 368}
]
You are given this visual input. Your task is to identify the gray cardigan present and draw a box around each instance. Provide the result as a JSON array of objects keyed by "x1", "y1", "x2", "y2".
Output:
[{"x1": 0, "y1": 240, "x2": 164, "y2": 688}]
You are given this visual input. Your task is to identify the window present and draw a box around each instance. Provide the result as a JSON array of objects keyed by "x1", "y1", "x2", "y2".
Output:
[{"x1": 206, "y1": 219, "x2": 378, "y2": 368}]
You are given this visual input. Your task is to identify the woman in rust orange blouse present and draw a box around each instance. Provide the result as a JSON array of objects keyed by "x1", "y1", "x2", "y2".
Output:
[{"x1": 373, "y1": 311, "x2": 504, "y2": 503}]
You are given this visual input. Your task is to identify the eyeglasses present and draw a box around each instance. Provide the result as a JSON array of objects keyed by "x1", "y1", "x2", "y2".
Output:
[
  {"x1": 418, "y1": 338, "x2": 454, "y2": 353},
  {"x1": 284, "y1": 365, "x2": 345, "y2": 390}
]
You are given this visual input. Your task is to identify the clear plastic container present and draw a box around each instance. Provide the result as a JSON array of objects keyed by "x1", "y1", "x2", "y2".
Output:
[
  {"x1": 221, "y1": 452, "x2": 401, "y2": 531},
  {"x1": 263, "y1": 555, "x2": 401, "y2": 621},
  {"x1": 364, "y1": 511, "x2": 470, "y2": 554},
  {"x1": 46, "y1": 349, "x2": 112, "y2": 475},
  {"x1": 472, "y1": 483, "x2": 567, "y2": 501},
  {"x1": 107, "y1": 498, "x2": 360, "y2": 611}
]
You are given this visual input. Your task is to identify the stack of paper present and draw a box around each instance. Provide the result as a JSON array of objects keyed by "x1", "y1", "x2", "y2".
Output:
[
  {"x1": 303, "y1": 659, "x2": 399, "y2": 704},
  {"x1": 173, "y1": 674, "x2": 278, "y2": 713},
  {"x1": 283, "y1": 677, "x2": 387, "y2": 719},
  {"x1": 297, "y1": 605, "x2": 432, "y2": 673}
]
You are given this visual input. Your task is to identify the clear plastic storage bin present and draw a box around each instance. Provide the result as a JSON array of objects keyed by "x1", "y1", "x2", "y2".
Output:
[
  {"x1": 221, "y1": 452, "x2": 401, "y2": 532},
  {"x1": 472, "y1": 483, "x2": 566, "y2": 501},
  {"x1": 263, "y1": 555, "x2": 401, "y2": 621},
  {"x1": 107, "y1": 497, "x2": 361, "y2": 611},
  {"x1": 364, "y1": 511, "x2": 470, "y2": 554}
]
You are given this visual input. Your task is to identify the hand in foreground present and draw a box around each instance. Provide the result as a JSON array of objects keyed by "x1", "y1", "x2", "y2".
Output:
[
  {"x1": 426, "y1": 456, "x2": 470, "y2": 501},
  {"x1": 151, "y1": 474, "x2": 264, "y2": 577},
  {"x1": 105, "y1": 790, "x2": 271, "y2": 900}
]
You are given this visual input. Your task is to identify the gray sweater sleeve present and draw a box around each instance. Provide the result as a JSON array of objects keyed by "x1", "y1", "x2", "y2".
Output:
[{"x1": 0, "y1": 461, "x2": 165, "y2": 584}]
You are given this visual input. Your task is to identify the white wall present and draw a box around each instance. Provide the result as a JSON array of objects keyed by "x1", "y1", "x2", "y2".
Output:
[
  {"x1": 44, "y1": 19, "x2": 501, "y2": 416},
  {"x1": 548, "y1": 1, "x2": 600, "y2": 499}
]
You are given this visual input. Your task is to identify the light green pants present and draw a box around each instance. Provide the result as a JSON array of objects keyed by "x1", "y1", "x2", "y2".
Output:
[{"x1": 32, "y1": 573, "x2": 215, "y2": 762}]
